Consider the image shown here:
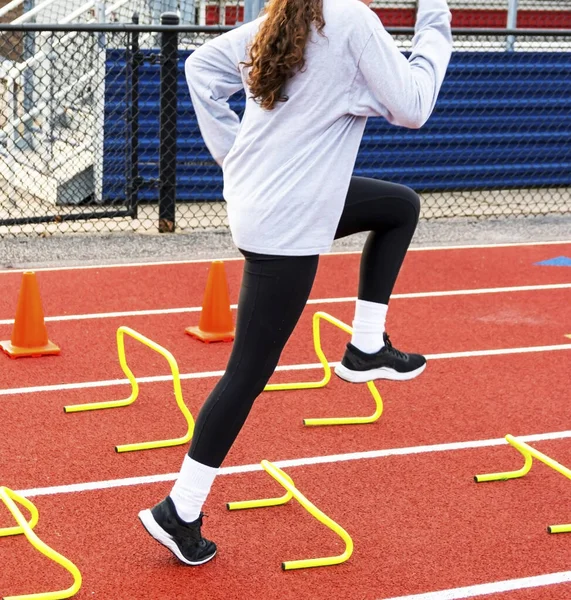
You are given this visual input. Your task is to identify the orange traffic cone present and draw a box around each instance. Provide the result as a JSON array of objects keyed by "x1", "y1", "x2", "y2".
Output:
[
  {"x1": 0, "y1": 271, "x2": 60, "y2": 358},
  {"x1": 185, "y1": 261, "x2": 235, "y2": 343}
]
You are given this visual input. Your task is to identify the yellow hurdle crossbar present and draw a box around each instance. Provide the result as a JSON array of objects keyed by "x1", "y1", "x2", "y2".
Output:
[
  {"x1": 475, "y1": 434, "x2": 571, "y2": 533},
  {"x1": 63, "y1": 326, "x2": 195, "y2": 453},
  {"x1": 227, "y1": 460, "x2": 353, "y2": 570},
  {"x1": 264, "y1": 311, "x2": 383, "y2": 426},
  {"x1": 0, "y1": 487, "x2": 82, "y2": 600}
]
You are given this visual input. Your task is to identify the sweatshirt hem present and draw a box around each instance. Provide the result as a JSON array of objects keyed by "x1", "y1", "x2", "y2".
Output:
[{"x1": 234, "y1": 240, "x2": 331, "y2": 257}]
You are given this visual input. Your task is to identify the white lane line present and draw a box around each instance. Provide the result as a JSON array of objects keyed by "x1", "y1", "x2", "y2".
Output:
[
  {"x1": 0, "y1": 256, "x2": 244, "y2": 275},
  {"x1": 405, "y1": 240, "x2": 571, "y2": 252},
  {"x1": 1, "y1": 283, "x2": 569, "y2": 326},
  {"x1": 1, "y1": 240, "x2": 570, "y2": 274},
  {"x1": 0, "y1": 306, "x2": 204, "y2": 326},
  {"x1": 15, "y1": 429, "x2": 571, "y2": 498},
  {"x1": 0, "y1": 363, "x2": 315, "y2": 396},
  {"x1": 380, "y1": 570, "x2": 571, "y2": 600},
  {"x1": 2, "y1": 343, "x2": 571, "y2": 397}
]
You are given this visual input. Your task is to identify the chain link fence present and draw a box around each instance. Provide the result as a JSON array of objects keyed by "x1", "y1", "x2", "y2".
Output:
[{"x1": 0, "y1": 21, "x2": 570, "y2": 236}]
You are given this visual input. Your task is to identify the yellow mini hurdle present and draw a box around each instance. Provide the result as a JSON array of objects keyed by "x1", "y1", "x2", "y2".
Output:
[
  {"x1": 63, "y1": 326, "x2": 194, "y2": 453},
  {"x1": 475, "y1": 434, "x2": 571, "y2": 533},
  {"x1": 227, "y1": 460, "x2": 353, "y2": 570},
  {"x1": 0, "y1": 487, "x2": 82, "y2": 600},
  {"x1": 264, "y1": 311, "x2": 383, "y2": 426}
]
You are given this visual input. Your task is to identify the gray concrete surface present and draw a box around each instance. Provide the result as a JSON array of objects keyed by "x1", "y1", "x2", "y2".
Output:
[{"x1": 1, "y1": 214, "x2": 570, "y2": 269}]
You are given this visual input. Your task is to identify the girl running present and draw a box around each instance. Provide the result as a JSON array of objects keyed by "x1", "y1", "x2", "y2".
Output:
[{"x1": 140, "y1": 0, "x2": 452, "y2": 565}]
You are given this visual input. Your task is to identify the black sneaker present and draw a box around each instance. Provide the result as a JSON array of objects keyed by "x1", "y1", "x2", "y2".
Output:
[
  {"x1": 335, "y1": 333, "x2": 427, "y2": 383},
  {"x1": 138, "y1": 496, "x2": 217, "y2": 566}
]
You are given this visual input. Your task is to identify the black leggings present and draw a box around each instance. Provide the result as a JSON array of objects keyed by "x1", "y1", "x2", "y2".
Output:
[{"x1": 189, "y1": 177, "x2": 420, "y2": 467}]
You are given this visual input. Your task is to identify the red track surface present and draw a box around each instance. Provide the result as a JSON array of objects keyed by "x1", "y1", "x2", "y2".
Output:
[
  {"x1": 1, "y1": 242, "x2": 571, "y2": 600},
  {"x1": 1, "y1": 243, "x2": 571, "y2": 318}
]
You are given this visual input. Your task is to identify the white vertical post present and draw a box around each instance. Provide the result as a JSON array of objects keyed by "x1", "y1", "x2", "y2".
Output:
[
  {"x1": 243, "y1": 0, "x2": 252, "y2": 22},
  {"x1": 243, "y1": 0, "x2": 263, "y2": 23},
  {"x1": 95, "y1": 0, "x2": 105, "y2": 21},
  {"x1": 506, "y1": 0, "x2": 518, "y2": 52},
  {"x1": 198, "y1": 0, "x2": 206, "y2": 25}
]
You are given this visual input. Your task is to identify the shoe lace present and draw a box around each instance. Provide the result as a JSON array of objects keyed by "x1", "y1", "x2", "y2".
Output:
[
  {"x1": 384, "y1": 334, "x2": 407, "y2": 360},
  {"x1": 181, "y1": 512, "x2": 206, "y2": 545},
  {"x1": 196, "y1": 513, "x2": 210, "y2": 547}
]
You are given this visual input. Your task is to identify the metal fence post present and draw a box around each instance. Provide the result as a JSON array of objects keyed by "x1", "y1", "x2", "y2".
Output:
[
  {"x1": 158, "y1": 12, "x2": 179, "y2": 233},
  {"x1": 94, "y1": 0, "x2": 106, "y2": 205},
  {"x1": 506, "y1": 0, "x2": 518, "y2": 51},
  {"x1": 22, "y1": 0, "x2": 34, "y2": 113},
  {"x1": 126, "y1": 13, "x2": 141, "y2": 216},
  {"x1": 17, "y1": 0, "x2": 35, "y2": 150}
]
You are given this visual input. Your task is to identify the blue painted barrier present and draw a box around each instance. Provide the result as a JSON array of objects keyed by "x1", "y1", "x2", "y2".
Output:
[{"x1": 103, "y1": 49, "x2": 571, "y2": 203}]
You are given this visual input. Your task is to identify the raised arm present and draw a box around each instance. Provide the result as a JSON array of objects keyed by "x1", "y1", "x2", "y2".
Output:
[
  {"x1": 185, "y1": 32, "x2": 245, "y2": 166},
  {"x1": 351, "y1": 0, "x2": 452, "y2": 128}
]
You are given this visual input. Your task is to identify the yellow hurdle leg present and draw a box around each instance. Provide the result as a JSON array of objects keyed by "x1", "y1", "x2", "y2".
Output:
[
  {"x1": 64, "y1": 327, "x2": 195, "y2": 453},
  {"x1": 0, "y1": 490, "x2": 38, "y2": 538},
  {"x1": 263, "y1": 461, "x2": 353, "y2": 570},
  {"x1": 548, "y1": 524, "x2": 571, "y2": 534},
  {"x1": 227, "y1": 461, "x2": 353, "y2": 570},
  {"x1": 474, "y1": 434, "x2": 533, "y2": 482},
  {"x1": 227, "y1": 469, "x2": 294, "y2": 511},
  {"x1": 64, "y1": 327, "x2": 139, "y2": 413},
  {"x1": 264, "y1": 312, "x2": 337, "y2": 392},
  {"x1": 304, "y1": 379, "x2": 383, "y2": 426},
  {"x1": 0, "y1": 487, "x2": 82, "y2": 600},
  {"x1": 508, "y1": 435, "x2": 571, "y2": 534},
  {"x1": 507, "y1": 435, "x2": 571, "y2": 481},
  {"x1": 265, "y1": 311, "x2": 384, "y2": 426},
  {"x1": 475, "y1": 435, "x2": 571, "y2": 534}
]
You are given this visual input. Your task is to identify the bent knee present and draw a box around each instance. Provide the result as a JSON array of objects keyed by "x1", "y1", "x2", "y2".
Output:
[{"x1": 399, "y1": 185, "x2": 421, "y2": 221}]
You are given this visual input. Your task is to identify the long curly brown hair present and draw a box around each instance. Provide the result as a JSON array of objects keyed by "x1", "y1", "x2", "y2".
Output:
[{"x1": 244, "y1": 0, "x2": 325, "y2": 110}]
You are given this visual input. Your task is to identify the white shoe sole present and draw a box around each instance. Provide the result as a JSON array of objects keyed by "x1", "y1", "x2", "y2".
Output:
[
  {"x1": 334, "y1": 361, "x2": 427, "y2": 384},
  {"x1": 138, "y1": 509, "x2": 216, "y2": 566}
]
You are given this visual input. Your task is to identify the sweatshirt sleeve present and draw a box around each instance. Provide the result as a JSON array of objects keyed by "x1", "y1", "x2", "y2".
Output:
[
  {"x1": 350, "y1": 0, "x2": 452, "y2": 128},
  {"x1": 185, "y1": 32, "x2": 245, "y2": 166}
]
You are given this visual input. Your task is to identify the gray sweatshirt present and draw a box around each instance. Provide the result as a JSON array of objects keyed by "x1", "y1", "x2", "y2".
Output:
[{"x1": 186, "y1": 0, "x2": 452, "y2": 255}]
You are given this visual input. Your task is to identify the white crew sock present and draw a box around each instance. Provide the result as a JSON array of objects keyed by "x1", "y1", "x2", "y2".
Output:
[
  {"x1": 350, "y1": 299, "x2": 388, "y2": 354},
  {"x1": 169, "y1": 455, "x2": 219, "y2": 523}
]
